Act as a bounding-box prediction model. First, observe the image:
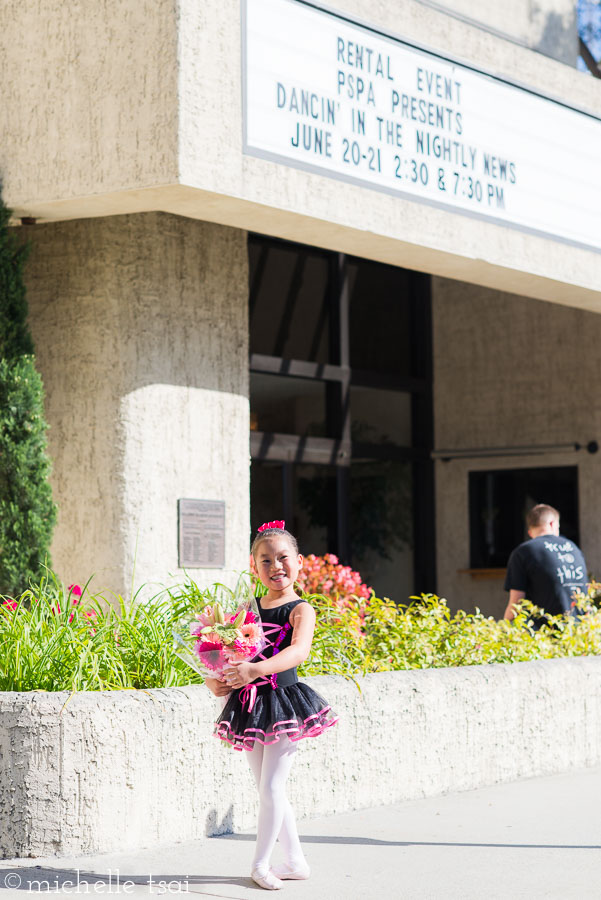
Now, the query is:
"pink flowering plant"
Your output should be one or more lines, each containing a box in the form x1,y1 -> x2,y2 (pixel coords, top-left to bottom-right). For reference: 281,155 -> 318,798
172,582 -> 267,681
1,580 -> 92,624
0,573 -> 111,691
296,554 -> 372,619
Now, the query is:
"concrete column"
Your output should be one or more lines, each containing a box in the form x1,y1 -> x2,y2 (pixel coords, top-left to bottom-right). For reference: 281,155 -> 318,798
23,212 -> 249,595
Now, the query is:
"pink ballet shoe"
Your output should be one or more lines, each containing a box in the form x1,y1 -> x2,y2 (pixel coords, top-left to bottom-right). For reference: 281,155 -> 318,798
271,862 -> 311,880
251,869 -> 284,890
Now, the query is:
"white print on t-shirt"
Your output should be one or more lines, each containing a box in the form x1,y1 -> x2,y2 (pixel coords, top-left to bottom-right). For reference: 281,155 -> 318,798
544,540 -> 574,553
556,565 -> 584,584
557,552 -> 575,563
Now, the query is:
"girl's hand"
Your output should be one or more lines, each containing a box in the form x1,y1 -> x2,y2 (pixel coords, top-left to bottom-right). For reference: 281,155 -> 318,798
223,661 -> 258,689
204,677 -> 232,697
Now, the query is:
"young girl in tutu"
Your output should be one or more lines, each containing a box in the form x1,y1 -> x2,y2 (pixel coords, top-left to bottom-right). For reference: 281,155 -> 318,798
205,521 -> 338,890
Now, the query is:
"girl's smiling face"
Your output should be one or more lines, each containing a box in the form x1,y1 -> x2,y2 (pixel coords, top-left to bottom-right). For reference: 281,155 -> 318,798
254,535 -> 303,594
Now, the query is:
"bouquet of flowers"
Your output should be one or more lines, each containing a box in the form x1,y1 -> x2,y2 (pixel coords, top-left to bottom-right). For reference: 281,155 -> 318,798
173,590 -> 266,682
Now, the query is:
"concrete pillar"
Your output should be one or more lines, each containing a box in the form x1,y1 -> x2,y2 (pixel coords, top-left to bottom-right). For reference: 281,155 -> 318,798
23,213 -> 249,595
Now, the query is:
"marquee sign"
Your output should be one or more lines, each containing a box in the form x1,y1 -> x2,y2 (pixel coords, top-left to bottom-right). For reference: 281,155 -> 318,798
243,0 -> 601,252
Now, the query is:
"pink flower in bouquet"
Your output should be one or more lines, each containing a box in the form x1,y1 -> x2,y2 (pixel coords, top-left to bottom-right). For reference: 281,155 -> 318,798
194,641 -> 228,672
200,630 -> 222,645
227,641 -> 251,660
193,608 -> 215,629
197,640 -> 222,652
2,598 -> 18,612
240,622 -> 261,644
174,595 -> 266,681
68,584 -> 82,597
190,610 -> 219,637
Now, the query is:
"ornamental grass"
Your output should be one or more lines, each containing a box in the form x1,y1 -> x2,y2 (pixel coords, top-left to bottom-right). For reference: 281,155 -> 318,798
0,573 -> 203,692
1,573 -> 600,692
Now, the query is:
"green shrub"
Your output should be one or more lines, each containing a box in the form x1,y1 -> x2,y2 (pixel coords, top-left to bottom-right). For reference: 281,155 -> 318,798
0,198 -> 56,594
298,591 -> 366,678
0,357 -> 56,594
1,576 -> 600,692
349,593 -> 601,673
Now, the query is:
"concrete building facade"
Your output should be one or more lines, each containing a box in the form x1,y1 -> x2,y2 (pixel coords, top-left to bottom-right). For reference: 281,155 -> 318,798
1,0 -> 600,615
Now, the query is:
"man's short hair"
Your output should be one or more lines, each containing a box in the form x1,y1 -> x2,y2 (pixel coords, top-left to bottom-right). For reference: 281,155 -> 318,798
526,503 -> 560,530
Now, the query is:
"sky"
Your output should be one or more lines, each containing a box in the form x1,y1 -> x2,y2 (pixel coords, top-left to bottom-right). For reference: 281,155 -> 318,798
578,0 -> 601,72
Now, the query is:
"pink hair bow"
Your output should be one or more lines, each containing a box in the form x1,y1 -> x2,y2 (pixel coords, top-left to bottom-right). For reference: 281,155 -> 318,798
258,520 -> 285,532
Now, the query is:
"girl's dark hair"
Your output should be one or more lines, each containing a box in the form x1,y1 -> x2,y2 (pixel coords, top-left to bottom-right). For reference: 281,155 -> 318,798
251,527 -> 299,558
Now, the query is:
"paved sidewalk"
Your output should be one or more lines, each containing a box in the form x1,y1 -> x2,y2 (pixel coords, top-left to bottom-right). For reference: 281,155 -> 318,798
1,767 -> 600,899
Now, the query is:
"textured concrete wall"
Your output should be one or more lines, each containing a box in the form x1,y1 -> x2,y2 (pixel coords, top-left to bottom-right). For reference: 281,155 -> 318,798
2,659 -> 601,857
1,1 -> 600,309
0,0 -> 178,206
432,276 -> 601,616
24,213 -> 249,594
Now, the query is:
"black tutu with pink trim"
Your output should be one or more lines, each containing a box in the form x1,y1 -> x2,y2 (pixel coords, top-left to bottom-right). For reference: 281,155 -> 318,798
215,680 -> 338,751
213,595 -> 338,751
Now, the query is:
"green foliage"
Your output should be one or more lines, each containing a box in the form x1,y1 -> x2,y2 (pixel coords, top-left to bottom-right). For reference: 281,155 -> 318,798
305,592 -> 601,675
0,203 -> 33,360
0,196 -> 56,594
0,574 -> 203,691
0,357 -> 56,594
572,579 -> 601,610
298,591 -> 366,679
1,576 -> 600,692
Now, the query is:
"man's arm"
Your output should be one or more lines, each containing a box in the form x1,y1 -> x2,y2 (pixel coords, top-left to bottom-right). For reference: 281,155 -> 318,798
504,589 -> 525,621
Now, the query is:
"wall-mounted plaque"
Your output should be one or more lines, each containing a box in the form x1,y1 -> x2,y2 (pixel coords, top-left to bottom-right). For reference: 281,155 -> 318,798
178,499 -> 225,568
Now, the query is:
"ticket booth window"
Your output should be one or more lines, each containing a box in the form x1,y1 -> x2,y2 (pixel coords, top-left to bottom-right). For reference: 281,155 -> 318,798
469,466 -> 579,569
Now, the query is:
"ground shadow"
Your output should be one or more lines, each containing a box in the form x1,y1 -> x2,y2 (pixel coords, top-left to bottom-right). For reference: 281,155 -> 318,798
0,867 -> 255,891
214,834 -> 601,850
205,803 -> 235,836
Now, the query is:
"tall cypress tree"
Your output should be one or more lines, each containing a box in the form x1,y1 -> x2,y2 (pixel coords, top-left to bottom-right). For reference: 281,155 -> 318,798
0,196 -> 56,595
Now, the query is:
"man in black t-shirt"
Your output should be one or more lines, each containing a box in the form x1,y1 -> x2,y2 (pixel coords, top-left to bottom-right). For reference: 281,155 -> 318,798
504,503 -> 588,621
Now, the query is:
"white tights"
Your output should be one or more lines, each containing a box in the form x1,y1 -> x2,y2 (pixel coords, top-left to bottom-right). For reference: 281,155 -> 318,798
247,738 -> 307,875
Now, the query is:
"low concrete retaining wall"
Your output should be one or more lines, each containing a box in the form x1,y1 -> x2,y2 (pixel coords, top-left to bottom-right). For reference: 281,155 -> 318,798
2,657 -> 601,857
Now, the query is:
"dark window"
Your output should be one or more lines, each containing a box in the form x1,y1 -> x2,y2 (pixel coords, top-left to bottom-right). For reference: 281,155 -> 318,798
249,234 -> 435,601
350,386 -> 412,446
469,466 -> 579,568
250,373 -> 327,438
249,240 -> 330,363
348,259 -> 412,377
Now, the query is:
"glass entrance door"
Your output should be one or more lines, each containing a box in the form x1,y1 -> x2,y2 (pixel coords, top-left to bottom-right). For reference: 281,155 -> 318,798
249,234 -> 435,602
